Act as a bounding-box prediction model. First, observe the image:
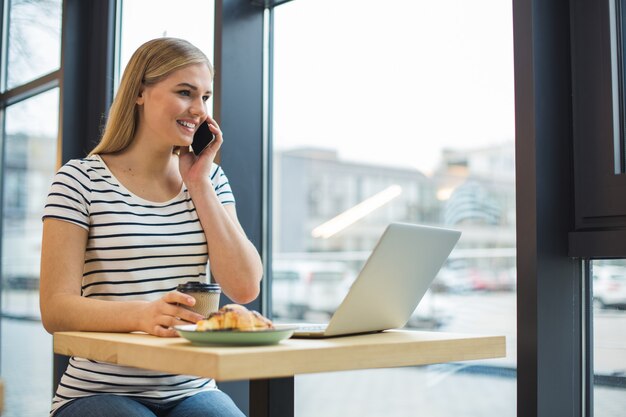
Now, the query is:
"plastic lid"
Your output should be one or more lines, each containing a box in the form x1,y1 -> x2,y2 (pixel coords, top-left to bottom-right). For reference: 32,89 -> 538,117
176,281 -> 221,292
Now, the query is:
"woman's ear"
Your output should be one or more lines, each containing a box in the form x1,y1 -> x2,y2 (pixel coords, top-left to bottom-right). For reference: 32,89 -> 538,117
136,87 -> 145,105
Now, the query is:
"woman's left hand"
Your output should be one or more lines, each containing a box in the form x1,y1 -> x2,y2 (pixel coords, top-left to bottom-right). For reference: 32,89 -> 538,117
178,114 -> 224,185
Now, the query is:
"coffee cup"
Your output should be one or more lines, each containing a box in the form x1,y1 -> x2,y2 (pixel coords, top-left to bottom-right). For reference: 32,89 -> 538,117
177,281 -> 221,318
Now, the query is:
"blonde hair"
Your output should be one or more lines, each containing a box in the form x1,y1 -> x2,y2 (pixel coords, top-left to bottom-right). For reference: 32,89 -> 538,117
90,37 -> 213,155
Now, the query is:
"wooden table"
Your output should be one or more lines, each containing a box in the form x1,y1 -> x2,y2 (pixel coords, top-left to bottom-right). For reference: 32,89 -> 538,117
54,330 -> 505,416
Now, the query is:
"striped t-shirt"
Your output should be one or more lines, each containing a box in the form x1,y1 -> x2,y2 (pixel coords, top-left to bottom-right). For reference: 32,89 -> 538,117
42,154 -> 235,415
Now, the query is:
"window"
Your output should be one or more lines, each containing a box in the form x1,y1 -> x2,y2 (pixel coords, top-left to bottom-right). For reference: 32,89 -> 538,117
5,0 -> 62,90
270,0 -> 516,414
611,0 -> 626,173
0,91 -> 60,417
591,259 -> 626,416
571,0 -> 626,238
2,89 -> 59,319
0,1 -> 62,415
118,0 -> 215,105
568,1 -> 626,414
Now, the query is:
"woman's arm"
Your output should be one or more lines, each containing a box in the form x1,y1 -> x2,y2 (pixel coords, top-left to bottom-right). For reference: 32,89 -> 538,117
186,182 -> 263,303
179,117 -> 263,304
39,219 -> 204,336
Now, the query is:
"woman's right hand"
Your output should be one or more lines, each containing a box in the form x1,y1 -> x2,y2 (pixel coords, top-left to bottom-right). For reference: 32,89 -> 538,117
138,291 -> 205,337
178,114 -> 223,189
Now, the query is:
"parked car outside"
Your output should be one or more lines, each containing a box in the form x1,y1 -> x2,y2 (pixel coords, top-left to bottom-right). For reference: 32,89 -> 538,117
406,289 -> 452,329
432,265 -> 516,293
431,267 -> 475,293
271,260 -> 352,319
593,265 -> 626,310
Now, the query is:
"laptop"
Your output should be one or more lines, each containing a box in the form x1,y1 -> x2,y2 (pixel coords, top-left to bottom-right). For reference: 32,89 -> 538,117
290,222 -> 461,338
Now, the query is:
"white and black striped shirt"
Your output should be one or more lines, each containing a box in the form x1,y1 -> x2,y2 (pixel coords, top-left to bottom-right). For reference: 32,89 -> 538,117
43,155 -> 235,415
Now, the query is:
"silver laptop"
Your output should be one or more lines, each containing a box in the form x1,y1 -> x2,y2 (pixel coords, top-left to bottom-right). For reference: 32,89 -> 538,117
290,223 -> 461,338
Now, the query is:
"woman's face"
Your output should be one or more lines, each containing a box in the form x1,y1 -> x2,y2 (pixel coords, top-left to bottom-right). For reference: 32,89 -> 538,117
135,63 -> 213,150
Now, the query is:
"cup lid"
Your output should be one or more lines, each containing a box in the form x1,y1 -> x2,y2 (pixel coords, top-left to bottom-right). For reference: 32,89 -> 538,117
176,281 -> 221,292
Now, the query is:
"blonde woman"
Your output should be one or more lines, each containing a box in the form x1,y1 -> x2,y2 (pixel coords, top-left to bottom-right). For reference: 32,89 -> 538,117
40,37 -> 261,417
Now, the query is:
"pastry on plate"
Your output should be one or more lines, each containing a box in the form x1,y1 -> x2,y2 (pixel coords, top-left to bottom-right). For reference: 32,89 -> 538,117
196,304 -> 274,331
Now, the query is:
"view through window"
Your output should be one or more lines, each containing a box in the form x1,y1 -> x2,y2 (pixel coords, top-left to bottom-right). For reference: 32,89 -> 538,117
5,0 -> 61,90
0,0 -> 62,416
1,88 -> 60,417
592,259 -> 626,416
118,0 -> 214,91
271,0 -> 517,415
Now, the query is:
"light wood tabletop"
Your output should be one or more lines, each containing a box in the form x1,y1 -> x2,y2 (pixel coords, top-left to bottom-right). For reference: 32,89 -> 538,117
54,329 -> 506,381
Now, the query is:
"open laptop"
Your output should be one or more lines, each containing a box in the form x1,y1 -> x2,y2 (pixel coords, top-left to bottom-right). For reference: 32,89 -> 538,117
290,222 -> 461,338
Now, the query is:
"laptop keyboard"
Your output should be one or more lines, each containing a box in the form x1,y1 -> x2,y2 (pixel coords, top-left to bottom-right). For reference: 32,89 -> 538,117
297,324 -> 328,332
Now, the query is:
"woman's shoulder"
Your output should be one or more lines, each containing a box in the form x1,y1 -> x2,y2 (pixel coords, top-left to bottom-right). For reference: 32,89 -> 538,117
58,155 -> 107,179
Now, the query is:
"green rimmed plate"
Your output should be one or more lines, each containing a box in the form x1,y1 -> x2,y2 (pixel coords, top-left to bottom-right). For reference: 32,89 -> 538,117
175,324 -> 297,346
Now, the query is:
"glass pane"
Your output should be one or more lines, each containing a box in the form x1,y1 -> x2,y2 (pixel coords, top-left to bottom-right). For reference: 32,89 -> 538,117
271,0 -> 516,415
592,260 -> 626,417
0,88 -> 59,416
610,0 -> 626,173
119,0 -> 214,111
6,0 -> 62,90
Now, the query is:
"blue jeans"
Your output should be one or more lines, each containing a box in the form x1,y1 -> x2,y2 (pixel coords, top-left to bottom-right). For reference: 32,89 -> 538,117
54,390 -> 246,417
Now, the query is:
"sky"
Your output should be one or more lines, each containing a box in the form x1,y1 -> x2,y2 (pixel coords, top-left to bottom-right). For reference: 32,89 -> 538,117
7,0 -> 515,175
272,0 -> 515,173
119,0 -> 215,74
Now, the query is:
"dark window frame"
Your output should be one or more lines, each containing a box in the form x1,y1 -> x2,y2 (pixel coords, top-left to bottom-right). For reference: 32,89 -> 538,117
211,0 -> 267,413
517,0 -> 626,416
569,0 -> 626,257
567,0 -> 626,414
513,1 -> 583,415
52,0 -> 117,394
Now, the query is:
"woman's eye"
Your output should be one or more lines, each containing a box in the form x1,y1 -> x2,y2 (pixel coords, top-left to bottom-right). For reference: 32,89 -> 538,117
178,90 -> 191,97
202,96 -> 210,102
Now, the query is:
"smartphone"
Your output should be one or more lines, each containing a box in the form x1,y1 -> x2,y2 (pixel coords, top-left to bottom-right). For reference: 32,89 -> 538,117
192,121 -> 214,155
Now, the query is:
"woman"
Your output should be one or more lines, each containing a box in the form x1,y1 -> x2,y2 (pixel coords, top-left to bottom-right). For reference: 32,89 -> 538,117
40,37 -> 263,416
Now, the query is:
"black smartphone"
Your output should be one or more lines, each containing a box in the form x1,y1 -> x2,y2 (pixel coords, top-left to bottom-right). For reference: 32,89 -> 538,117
192,121 -> 214,155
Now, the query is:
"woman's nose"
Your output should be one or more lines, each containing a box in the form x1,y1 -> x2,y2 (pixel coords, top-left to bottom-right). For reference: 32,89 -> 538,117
189,98 -> 206,117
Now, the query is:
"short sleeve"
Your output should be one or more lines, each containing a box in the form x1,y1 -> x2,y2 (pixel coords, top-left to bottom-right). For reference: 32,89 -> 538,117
42,160 -> 91,230
210,164 -> 235,205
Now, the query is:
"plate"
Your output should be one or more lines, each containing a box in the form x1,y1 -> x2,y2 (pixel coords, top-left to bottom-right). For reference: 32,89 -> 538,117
175,324 -> 298,346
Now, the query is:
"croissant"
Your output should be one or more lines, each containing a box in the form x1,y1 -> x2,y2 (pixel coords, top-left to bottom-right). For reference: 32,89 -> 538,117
196,304 -> 274,331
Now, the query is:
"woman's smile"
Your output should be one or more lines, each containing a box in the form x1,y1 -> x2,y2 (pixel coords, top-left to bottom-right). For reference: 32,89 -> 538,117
177,119 -> 198,134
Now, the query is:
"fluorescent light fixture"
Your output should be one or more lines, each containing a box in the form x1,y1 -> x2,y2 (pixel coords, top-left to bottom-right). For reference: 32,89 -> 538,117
436,187 -> 454,201
312,185 -> 403,239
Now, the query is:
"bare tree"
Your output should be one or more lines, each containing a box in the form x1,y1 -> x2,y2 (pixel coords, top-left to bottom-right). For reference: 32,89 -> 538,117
7,0 -> 62,88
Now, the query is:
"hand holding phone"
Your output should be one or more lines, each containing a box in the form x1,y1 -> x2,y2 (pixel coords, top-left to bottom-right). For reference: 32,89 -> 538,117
192,121 -> 214,155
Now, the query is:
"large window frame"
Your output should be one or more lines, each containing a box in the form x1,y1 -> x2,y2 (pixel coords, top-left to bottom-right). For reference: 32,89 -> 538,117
568,0 -> 626,414
513,1 -> 583,415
